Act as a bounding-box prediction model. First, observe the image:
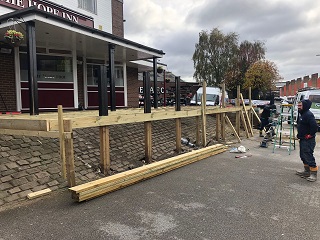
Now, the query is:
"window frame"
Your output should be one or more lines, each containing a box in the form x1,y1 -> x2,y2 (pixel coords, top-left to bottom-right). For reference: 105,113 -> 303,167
78,0 -> 97,14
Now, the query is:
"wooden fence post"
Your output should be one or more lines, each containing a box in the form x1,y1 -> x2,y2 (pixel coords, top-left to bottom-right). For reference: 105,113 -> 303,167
58,105 -> 66,179
64,119 -> 76,187
100,126 -> 110,175
201,81 -> 207,147
144,121 -> 152,163
236,85 -> 241,135
176,118 -> 182,153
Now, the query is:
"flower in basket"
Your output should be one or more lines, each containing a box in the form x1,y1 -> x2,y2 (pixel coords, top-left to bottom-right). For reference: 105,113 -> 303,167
157,66 -> 164,73
4,29 -> 24,42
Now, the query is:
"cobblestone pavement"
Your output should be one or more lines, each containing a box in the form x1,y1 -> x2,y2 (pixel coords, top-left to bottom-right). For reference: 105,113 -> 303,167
0,114 -> 244,209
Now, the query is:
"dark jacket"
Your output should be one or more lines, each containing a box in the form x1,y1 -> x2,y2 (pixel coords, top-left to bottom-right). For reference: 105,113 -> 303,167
297,99 -> 318,139
260,104 -> 276,119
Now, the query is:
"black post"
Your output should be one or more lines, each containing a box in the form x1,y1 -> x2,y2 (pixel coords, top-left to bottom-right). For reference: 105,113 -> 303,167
26,21 -> 39,115
143,72 -> 151,113
98,65 -> 108,116
153,57 -> 158,108
108,43 -> 116,111
175,76 -> 181,111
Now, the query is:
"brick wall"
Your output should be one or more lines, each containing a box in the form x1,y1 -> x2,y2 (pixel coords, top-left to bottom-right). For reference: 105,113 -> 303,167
112,0 -> 124,37
127,67 -> 139,107
0,52 -> 16,112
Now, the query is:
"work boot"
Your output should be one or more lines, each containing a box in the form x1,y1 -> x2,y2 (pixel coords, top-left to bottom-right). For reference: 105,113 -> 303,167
296,164 -> 310,178
306,166 -> 318,182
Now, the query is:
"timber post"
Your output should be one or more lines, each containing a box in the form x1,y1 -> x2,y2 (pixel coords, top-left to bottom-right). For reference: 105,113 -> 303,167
236,85 -> 241,135
144,121 -> 152,163
64,119 -> 76,187
58,105 -> 66,179
201,81 -> 207,147
100,126 -> 110,175
175,76 -> 182,153
221,83 -> 226,141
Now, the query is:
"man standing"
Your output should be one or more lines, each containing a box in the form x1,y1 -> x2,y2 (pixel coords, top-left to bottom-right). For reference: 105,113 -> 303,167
296,99 -> 318,182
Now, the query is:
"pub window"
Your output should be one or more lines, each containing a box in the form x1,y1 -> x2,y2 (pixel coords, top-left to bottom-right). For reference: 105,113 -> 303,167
87,64 -> 124,87
20,54 -> 73,83
78,0 -> 97,14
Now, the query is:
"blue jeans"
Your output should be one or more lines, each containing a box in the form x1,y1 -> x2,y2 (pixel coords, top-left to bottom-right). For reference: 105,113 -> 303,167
299,138 -> 316,167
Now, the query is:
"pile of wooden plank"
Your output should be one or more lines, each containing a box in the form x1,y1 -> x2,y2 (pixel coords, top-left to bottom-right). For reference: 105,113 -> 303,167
69,144 -> 227,202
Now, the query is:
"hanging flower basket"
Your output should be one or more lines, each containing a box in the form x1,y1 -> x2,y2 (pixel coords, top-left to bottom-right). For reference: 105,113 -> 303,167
157,66 -> 164,74
4,29 -> 24,47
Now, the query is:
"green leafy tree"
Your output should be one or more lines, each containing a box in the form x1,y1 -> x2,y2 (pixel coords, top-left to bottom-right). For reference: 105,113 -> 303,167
225,40 -> 266,97
244,60 -> 282,99
192,28 -> 238,86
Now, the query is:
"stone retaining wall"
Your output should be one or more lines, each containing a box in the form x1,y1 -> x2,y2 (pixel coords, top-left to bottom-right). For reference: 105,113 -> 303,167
0,115 -> 239,209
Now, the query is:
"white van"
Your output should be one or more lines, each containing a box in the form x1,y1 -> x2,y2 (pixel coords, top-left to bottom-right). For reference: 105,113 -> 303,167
290,88 -> 320,126
190,87 -> 229,106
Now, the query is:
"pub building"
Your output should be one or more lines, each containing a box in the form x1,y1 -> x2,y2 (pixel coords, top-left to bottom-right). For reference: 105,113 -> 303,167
0,0 -> 166,114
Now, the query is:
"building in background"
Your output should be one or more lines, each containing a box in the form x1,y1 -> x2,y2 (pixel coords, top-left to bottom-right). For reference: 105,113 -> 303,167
0,0 -> 164,113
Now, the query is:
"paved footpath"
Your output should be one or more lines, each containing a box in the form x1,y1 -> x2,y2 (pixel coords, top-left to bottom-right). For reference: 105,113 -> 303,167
0,136 -> 320,240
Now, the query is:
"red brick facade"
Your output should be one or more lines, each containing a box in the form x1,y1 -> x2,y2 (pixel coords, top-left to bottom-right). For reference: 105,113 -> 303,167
112,0 -> 124,38
126,67 -> 139,108
0,51 -> 16,112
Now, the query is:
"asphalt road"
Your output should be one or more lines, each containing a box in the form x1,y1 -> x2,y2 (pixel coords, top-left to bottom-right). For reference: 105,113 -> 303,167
1,136 -> 320,240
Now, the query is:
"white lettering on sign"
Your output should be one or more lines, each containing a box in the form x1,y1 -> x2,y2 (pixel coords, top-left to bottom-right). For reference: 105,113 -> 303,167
139,87 -> 165,94
0,0 -> 79,23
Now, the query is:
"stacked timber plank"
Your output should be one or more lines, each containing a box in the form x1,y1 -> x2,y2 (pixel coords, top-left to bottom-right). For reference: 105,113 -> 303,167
69,144 -> 227,202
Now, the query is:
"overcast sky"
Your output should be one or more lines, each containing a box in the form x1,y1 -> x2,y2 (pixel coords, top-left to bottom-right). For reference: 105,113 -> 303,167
124,0 -> 320,82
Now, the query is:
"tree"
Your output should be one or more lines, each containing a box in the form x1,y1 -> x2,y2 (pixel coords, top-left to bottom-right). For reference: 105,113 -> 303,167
225,40 -> 266,97
192,28 -> 238,86
244,60 -> 282,99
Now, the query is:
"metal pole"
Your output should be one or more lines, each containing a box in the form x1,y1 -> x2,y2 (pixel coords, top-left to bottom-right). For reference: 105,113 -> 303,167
26,21 -> 39,115
163,70 -> 166,107
143,72 -> 151,113
108,43 -> 116,111
98,65 -> 108,116
175,76 -> 181,111
153,57 -> 158,108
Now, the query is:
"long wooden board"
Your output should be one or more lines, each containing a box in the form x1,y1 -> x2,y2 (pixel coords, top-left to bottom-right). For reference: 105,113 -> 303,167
70,144 -> 227,202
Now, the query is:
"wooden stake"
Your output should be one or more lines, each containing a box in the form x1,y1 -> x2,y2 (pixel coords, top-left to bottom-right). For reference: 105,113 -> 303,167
196,116 -> 200,146
236,85 -> 241,135
64,119 -> 76,187
144,121 -> 152,163
240,110 -> 250,138
225,115 -> 241,143
221,83 -> 226,141
176,118 -> 182,153
251,106 -> 261,124
201,81 -> 207,147
216,113 -> 221,141
100,126 -> 110,175
240,94 -> 253,137
249,87 -> 253,126
58,105 -> 66,179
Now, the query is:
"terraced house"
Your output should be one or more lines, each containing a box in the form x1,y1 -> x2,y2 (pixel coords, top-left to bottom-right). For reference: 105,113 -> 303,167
0,0 -> 165,114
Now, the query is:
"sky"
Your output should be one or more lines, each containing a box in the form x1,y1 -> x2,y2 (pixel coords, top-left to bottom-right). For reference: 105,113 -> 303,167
123,0 -> 320,83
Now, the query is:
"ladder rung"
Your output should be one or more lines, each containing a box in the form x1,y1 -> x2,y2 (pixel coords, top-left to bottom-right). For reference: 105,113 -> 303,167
280,113 -> 292,116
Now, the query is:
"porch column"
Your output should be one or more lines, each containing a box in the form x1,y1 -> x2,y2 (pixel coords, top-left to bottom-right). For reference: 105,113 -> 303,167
175,76 -> 181,111
153,57 -> 158,108
26,21 -> 39,115
143,72 -> 151,113
109,43 -> 116,111
98,65 -> 108,116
